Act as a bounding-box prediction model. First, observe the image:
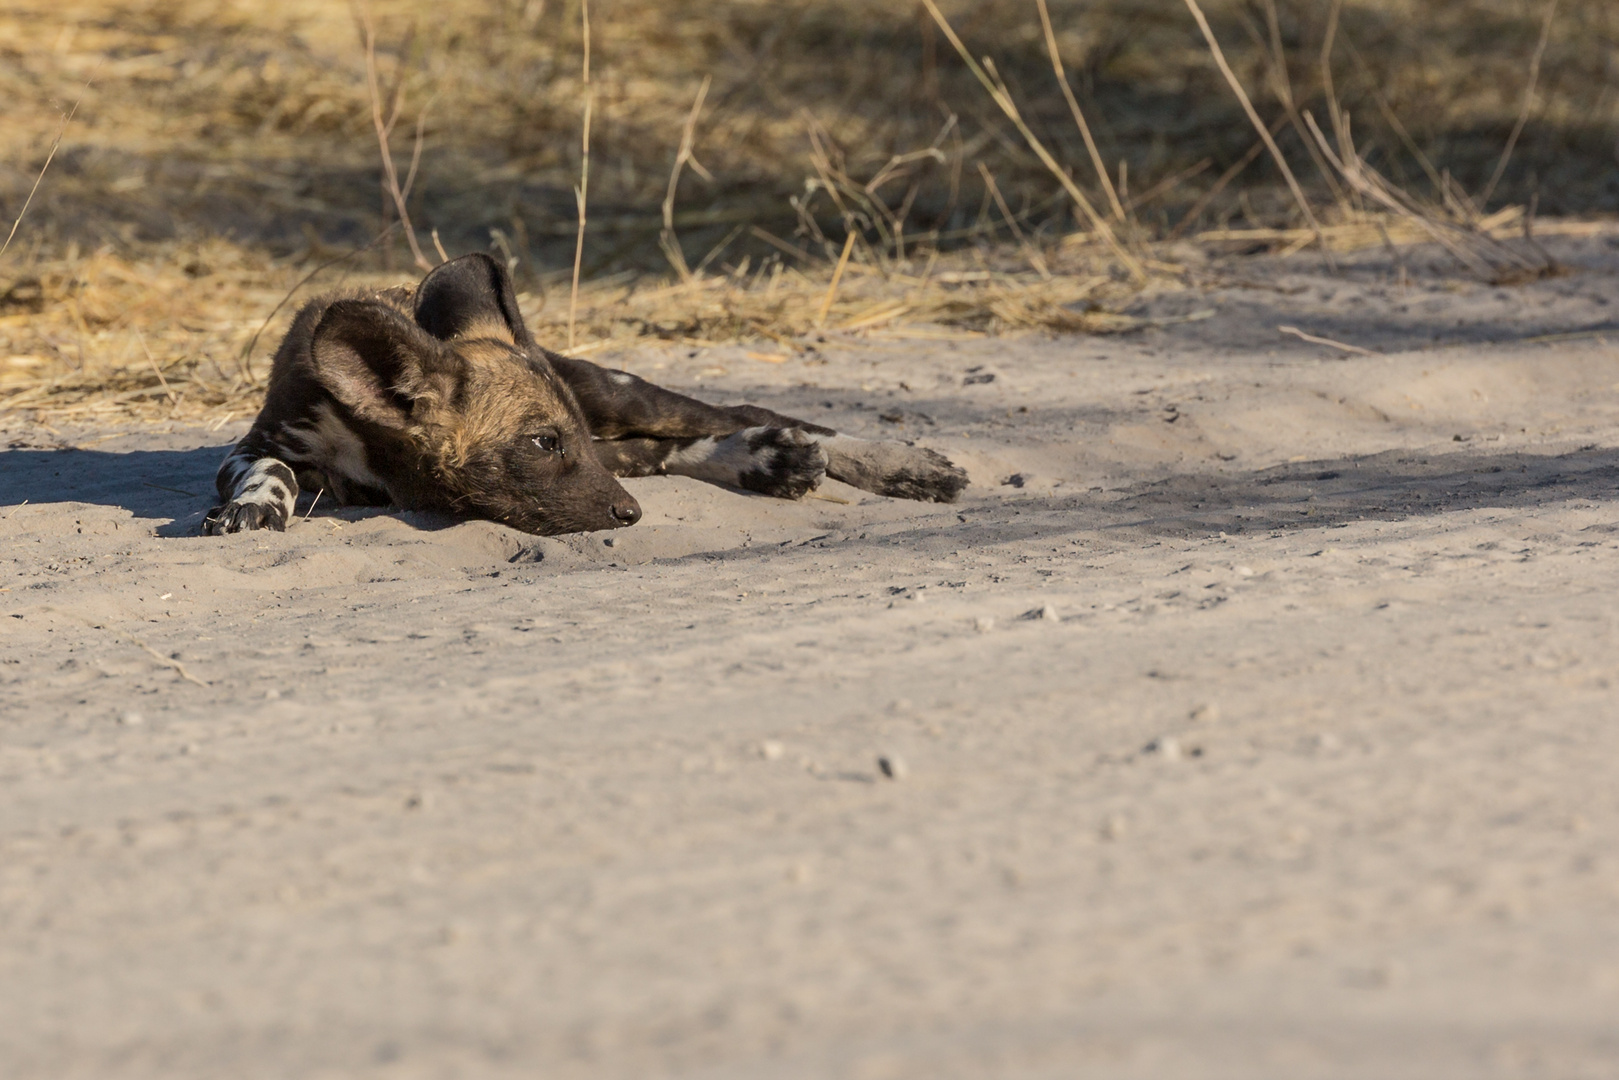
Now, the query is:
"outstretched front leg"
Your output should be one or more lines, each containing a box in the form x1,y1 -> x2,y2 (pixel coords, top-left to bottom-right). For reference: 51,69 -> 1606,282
593,428 -> 826,500
549,355 -> 968,502
548,355 -> 828,498
203,426 -> 300,534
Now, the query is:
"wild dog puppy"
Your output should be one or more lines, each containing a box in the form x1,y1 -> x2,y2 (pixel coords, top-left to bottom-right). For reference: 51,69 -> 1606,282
205,254 -> 968,537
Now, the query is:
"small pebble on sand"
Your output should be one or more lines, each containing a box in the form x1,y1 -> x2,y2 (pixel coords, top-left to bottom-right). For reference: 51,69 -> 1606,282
759,740 -> 785,761
1023,603 -> 1060,622
973,616 -> 996,633
877,755 -> 908,780
118,711 -> 144,726
1144,736 -> 1182,761
1189,703 -> 1220,723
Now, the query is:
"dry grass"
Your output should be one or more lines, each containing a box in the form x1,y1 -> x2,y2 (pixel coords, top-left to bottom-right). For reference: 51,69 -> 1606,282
0,236 -> 1173,429
2,0 -> 1616,428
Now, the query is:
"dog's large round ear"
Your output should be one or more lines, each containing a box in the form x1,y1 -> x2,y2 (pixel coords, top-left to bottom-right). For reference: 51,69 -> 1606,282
310,300 -> 456,429
413,252 -> 533,348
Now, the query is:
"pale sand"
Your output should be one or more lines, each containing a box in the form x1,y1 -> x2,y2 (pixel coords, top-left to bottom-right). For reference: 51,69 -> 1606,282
3,238 -> 1619,1077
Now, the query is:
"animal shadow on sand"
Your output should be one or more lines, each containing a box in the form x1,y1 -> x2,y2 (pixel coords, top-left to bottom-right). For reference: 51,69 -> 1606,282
2,441 -> 1617,547
741,443 -> 1619,561
1097,444 -> 1619,539
0,444 -> 464,538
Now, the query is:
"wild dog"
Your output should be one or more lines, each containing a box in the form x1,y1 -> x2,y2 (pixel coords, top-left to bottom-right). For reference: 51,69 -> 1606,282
205,253 -> 968,537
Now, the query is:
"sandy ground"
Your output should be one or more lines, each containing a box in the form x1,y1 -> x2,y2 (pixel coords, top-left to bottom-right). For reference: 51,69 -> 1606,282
4,237 -> 1619,1078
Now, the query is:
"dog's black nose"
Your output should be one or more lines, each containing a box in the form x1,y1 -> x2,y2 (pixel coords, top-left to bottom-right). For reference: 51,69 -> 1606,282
611,498 -> 641,526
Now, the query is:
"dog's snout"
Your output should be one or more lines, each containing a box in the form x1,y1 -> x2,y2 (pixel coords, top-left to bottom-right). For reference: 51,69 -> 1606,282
611,497 -> 642,527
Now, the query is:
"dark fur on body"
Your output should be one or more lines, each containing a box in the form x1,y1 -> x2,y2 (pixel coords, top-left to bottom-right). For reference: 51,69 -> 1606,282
206,254 -> 967,537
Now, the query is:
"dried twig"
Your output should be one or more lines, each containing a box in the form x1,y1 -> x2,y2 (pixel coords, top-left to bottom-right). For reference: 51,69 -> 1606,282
692,223 -> 747,278
1339,35 -> 1446,201
1303,112 -> 1489,275
138,333 -> 177,405
802,116 -> 889,270
1167,113 -> 1286,240
568,0 -> 593,349
1,68 -> 96,262
817,233 -> 856,327
796,115 -> 949,272
1322,3 -> 1423,210
858,135 -> 949,264
661,75 -> 711,283
1480,0 -> 1559,209
1182,0 -> 1331,265
142,479 -> 201,498
399,96 -> 432,207
133,640 -> 208,687
978,162 -> 1050,279
1124,157 -> 1212,215
1330,15 -> 1535,257
1278,324 -> 1376,355
1318,0 -> 1345,145
1302,111 -> 1543,281
1034,0 -> 1125,223
749,225 -> 817,265
47,604 -> 209,686
918,0 -> 1143,281
1257,0 -> 1348,211
358,11 -> 432,271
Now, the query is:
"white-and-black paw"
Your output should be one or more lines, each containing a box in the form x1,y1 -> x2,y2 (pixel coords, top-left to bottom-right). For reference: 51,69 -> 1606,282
204,458 -> 298,534
203,499 -> 289,534
735,427 -> 828,500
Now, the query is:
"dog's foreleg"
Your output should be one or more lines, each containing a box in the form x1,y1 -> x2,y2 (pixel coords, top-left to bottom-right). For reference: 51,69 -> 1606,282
204,431 -> 301,534
554,355 -> 965,502
814,435 -> 969,503
594,428 -> 827,500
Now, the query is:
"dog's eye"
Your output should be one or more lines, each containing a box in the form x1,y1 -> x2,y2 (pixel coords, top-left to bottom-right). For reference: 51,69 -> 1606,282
531,432 -> 562,454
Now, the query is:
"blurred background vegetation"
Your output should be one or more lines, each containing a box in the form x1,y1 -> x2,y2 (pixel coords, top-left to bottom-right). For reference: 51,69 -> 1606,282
1,0 -> 1615,425
3,0 -> 1615,272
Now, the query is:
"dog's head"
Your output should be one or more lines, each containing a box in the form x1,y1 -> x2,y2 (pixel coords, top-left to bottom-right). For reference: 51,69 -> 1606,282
307,255 -> 639,535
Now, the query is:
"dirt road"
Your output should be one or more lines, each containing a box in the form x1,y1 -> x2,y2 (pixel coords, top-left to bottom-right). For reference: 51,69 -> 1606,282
4,242 -> 1619,1077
